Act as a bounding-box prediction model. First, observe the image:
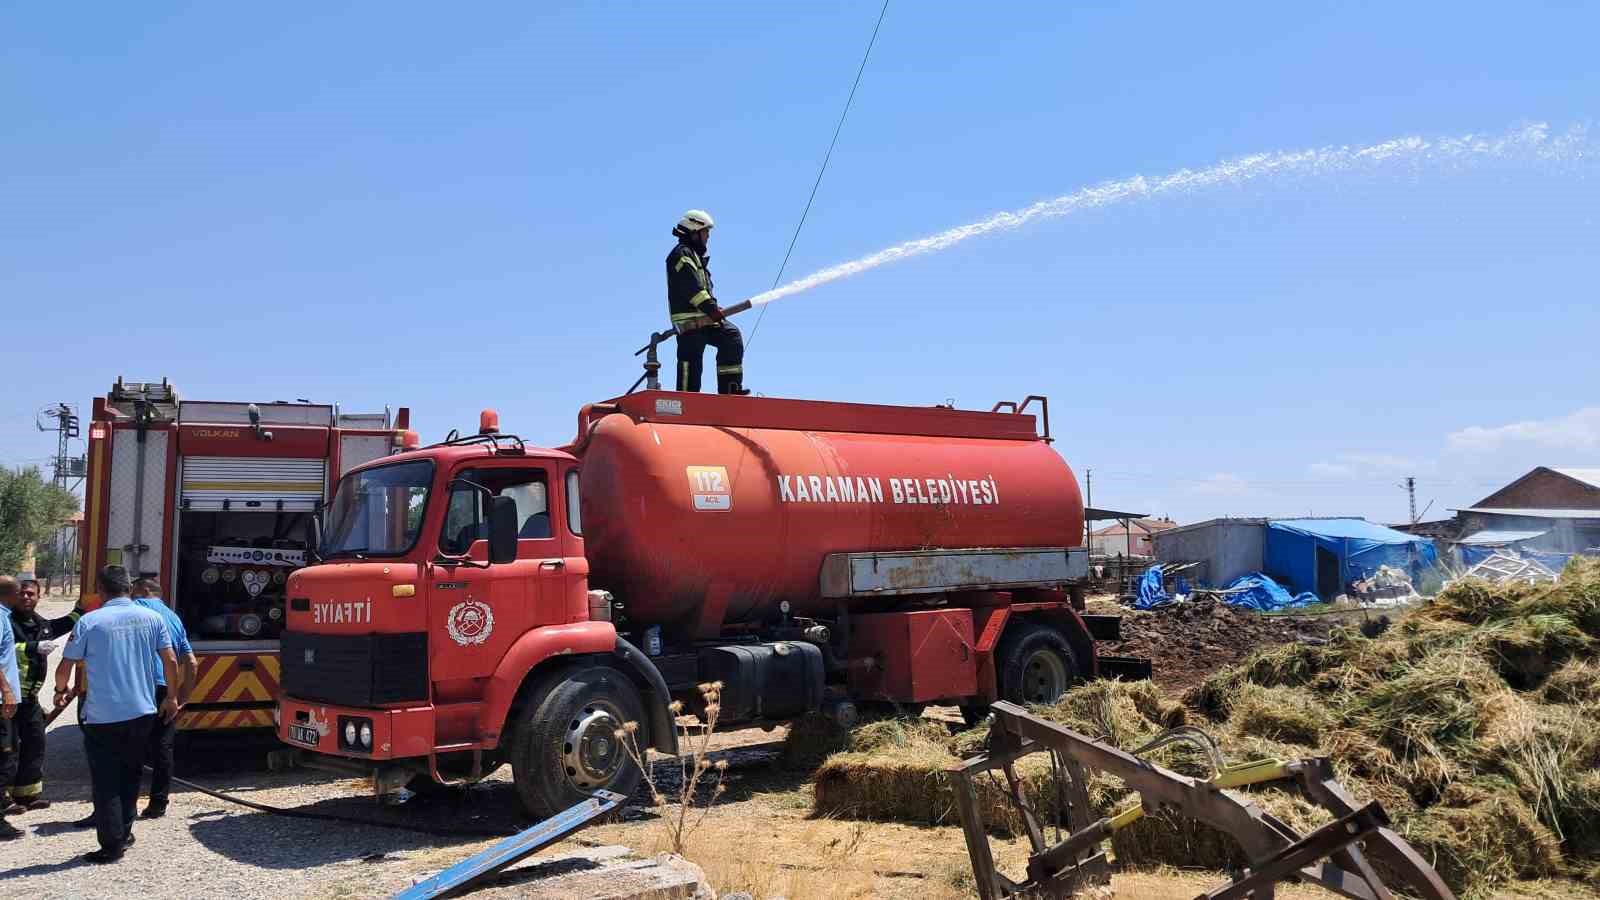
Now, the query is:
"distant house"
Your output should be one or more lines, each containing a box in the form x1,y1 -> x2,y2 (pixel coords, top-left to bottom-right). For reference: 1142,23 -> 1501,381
1452,467 -> 1600,557
1088,517 -> 1176,557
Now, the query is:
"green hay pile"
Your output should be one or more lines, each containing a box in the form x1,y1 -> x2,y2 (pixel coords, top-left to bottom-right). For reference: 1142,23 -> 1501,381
804,557 -> 1600,898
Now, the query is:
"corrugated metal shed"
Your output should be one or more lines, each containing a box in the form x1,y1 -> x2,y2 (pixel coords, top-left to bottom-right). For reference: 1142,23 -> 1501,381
1456,529 -> 1549,545
1455,507 -> 1600,520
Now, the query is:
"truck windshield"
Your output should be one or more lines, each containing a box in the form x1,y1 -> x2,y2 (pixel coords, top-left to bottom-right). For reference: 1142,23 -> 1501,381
321,460 -> 433,558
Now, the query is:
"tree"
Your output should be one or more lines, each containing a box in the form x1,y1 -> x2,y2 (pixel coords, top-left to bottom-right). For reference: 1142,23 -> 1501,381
0,467 -> 79,576
36,539 -> 78,581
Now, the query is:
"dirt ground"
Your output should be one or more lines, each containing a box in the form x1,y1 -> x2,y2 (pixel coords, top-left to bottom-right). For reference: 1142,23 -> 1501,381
1087,593 -> 1371,691
0,716 -> 1336,900
0,592 -> 1362,898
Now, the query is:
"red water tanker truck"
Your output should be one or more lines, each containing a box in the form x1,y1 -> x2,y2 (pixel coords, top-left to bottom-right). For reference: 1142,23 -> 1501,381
276,391 -> 1143,817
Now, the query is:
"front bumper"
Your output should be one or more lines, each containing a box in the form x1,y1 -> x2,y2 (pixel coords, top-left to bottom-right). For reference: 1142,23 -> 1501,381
276,697 -> 435,760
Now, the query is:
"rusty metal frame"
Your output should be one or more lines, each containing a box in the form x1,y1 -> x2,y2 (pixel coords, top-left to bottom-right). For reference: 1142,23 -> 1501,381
948,702 -> 1456,900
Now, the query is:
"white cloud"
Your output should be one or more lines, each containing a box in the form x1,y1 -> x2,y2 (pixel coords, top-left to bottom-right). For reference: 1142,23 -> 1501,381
1308,461 -> 1353,478
1187,473 -> 1249,496
1446,407 -> 1600,453
1307,453 -> 1418,478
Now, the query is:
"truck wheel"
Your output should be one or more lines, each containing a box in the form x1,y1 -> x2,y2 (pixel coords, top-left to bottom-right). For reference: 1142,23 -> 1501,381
511,665 -> 646,820
996,623 -> 1080,706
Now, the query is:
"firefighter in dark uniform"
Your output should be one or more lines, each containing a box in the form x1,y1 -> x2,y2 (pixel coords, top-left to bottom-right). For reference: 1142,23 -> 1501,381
667,209 -> 749,394
4,575 -> 82,813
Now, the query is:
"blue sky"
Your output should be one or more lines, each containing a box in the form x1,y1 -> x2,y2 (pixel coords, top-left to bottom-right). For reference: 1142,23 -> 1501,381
4,2 -> 1597,525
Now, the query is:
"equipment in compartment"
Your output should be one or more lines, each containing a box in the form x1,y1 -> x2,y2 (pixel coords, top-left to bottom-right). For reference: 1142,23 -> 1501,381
177,510 -> 310,640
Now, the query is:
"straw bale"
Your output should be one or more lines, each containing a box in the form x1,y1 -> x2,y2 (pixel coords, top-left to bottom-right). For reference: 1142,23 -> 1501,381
1472,614 -> 1592,687
1225,684 -> 1331,746
1401,793 -> 1563,892
1539,658 -> 1600,705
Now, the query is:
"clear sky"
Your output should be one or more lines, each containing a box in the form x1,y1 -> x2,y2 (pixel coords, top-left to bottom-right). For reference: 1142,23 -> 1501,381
4,2 -> 1597,525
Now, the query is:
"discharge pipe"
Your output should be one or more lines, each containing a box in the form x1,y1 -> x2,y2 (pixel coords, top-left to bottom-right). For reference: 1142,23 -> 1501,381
630,299 -> 756,393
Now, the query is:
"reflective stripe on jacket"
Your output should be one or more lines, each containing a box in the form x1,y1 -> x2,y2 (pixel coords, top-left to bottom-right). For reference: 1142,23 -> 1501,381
667,242 -> 714,323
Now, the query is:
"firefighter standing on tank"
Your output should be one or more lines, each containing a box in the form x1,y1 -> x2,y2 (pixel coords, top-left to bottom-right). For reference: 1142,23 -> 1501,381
667,210 -> 748,394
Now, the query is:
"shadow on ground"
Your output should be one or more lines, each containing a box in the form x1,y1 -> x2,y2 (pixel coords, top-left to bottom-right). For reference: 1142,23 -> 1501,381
184,736 -> 804,869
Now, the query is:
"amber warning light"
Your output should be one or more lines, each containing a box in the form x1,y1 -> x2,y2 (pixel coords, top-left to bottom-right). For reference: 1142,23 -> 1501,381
479,409 -> 500,435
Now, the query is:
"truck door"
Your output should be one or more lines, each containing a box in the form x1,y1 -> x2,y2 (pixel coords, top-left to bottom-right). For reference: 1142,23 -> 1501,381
426,463 -> 564,690
555,463 -> 591,623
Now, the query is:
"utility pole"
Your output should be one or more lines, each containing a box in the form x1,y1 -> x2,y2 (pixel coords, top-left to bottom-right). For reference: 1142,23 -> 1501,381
35,403 -> 84,585
1084,468 -> 1093,548
36,403 -> 84,490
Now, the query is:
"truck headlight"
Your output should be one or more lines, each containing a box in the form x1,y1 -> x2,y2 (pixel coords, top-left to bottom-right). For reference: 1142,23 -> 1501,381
344,721 -> 358,746
359,722 -> 373,749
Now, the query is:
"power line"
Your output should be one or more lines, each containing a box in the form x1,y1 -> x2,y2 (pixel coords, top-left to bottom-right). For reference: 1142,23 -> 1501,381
745,0 -> 890,351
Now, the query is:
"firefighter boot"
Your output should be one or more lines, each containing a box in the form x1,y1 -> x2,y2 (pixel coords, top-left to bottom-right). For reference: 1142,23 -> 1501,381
717,374 -> 750,395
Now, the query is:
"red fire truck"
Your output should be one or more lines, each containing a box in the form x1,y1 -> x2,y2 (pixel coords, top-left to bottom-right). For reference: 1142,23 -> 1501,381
79,378 -> 408,733
277,392 -> 1140,816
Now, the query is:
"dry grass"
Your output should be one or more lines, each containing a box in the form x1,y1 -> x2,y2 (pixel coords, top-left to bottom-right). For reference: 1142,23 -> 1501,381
803,556 -> 1600,898
620,681 -> 729,854
1540,658 -> 1600,704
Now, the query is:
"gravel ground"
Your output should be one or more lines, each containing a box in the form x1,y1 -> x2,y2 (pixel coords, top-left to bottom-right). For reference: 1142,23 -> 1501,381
0,595 -> 777,898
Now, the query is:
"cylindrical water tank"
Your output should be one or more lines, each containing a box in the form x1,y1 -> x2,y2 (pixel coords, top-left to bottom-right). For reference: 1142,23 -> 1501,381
573,395 -> 1083,638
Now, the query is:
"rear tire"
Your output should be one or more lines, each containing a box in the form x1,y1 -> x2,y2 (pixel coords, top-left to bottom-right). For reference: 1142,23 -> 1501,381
995,623 -> 1081,706
510,665 -> 646,820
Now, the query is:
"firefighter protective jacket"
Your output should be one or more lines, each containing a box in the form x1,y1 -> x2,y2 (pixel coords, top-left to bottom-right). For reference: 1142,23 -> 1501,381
10,606 -> 80,699
666,242 -> 715,325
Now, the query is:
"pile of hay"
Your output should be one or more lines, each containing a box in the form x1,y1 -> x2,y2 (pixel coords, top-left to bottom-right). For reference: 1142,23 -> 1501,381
802,557 -> 1600,898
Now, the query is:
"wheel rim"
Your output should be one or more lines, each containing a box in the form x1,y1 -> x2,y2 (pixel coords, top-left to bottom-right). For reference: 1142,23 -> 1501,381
1021,647 -> 1069,703
563,702 -> 626,789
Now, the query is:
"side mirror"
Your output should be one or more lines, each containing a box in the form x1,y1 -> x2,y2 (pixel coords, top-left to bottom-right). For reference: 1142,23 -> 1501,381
307,513 -> 323,563
488,495 -> 518,565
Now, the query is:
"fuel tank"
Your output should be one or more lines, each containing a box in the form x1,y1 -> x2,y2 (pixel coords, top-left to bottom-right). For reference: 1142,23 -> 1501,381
571,392 -> 1083,639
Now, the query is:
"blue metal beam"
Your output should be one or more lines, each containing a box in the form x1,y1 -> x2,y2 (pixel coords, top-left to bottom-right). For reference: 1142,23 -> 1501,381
393,790 -> 625,900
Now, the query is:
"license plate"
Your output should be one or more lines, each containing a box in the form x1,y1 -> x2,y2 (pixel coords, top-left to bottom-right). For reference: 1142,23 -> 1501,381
287,724 -> 320,746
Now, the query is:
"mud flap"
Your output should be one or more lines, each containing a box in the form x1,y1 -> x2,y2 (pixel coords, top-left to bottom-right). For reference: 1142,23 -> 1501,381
612,637 -> 680,755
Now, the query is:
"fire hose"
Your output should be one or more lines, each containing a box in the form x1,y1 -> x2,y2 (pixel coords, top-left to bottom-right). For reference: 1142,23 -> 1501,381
630,300 -> 755,394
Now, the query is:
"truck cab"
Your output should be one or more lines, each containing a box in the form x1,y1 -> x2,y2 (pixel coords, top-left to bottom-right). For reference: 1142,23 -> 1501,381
277,422 -> 676,816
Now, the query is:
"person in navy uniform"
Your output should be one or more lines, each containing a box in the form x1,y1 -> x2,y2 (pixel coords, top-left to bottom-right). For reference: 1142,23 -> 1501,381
129,578 -> 195,819
55,566 -> 179,863
4,574 -> 82,816
667,209 -> 749,394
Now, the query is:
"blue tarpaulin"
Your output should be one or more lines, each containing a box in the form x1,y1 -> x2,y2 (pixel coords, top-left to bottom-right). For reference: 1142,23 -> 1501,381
1263,518 -> 1437,599
1223,572 -> 1320,611
1134,564 -> 1171,610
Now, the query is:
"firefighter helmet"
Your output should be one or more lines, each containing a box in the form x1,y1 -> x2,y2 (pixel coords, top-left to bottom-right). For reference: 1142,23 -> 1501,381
677,209 -> 715,232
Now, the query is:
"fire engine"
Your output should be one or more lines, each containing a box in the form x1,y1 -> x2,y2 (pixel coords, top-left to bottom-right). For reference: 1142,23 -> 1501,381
277,392 -> 1142,816
79,378 -> 407,733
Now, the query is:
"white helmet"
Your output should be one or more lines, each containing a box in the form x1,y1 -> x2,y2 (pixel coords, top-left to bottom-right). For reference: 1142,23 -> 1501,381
677,209 -> 715,232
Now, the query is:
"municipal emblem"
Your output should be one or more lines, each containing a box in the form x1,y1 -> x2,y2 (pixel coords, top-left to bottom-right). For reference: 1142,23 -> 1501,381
446,599 -> 494,646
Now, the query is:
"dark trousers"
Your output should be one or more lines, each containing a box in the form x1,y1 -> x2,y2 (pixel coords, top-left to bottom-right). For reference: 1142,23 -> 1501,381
83,715 -> 154,853
144,686 -> 175,807
0,713 -> 17,800
9,697 -> 46,801
676,321 -> 744,393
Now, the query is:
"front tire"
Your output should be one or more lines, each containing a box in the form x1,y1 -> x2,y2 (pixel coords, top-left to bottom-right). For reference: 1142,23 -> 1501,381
510,665 -> 646,820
